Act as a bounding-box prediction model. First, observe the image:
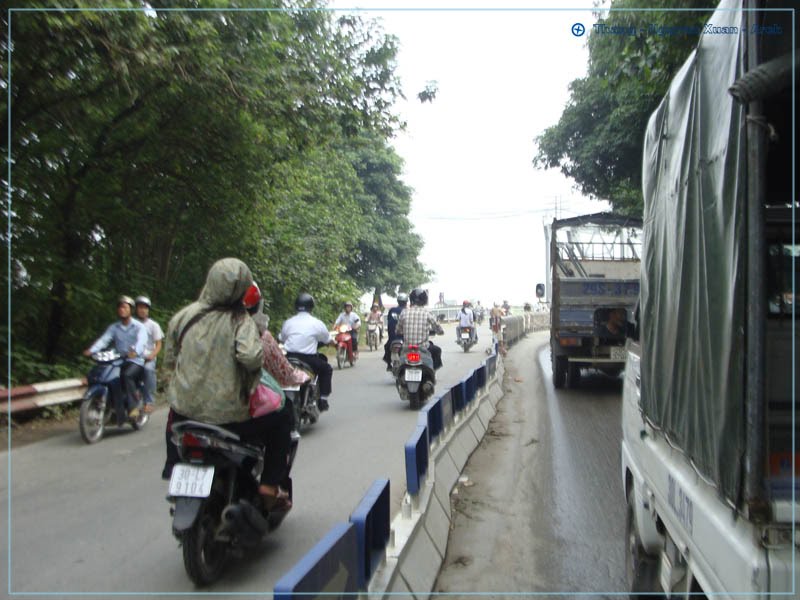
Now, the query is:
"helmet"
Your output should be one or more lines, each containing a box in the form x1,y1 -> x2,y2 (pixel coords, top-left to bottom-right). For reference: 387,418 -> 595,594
243,283 -> 261,311
409,288 -> 428,307
463,300 -> 470,307
397,293 -> 409,306
343,301 -> 353,309
295,292 -> 315,313
134,295 -> 151,307
117,295 -> 135,309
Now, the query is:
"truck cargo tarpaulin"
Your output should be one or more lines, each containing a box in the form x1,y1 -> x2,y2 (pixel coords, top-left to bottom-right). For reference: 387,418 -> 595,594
640,0 -> 747,504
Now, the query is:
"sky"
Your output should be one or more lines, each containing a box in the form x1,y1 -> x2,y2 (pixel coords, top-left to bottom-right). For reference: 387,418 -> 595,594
331,0 -> 612,307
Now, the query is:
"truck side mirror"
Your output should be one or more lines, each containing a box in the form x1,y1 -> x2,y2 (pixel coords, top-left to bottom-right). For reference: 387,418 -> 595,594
535,283 -> 545,298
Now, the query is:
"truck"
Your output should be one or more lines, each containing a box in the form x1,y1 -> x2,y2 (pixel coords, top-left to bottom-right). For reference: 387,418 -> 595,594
621,0 -> 797,596
549,212 -> 642,388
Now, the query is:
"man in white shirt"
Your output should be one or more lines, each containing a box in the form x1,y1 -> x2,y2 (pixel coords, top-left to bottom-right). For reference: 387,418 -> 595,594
333,301 -> 361,359
280,293 -> 334,411
135,296 -> 164,413
456,300 -> 477,343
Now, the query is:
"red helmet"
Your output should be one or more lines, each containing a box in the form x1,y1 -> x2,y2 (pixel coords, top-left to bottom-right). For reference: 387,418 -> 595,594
243,283 -> 262,310
463,300 -> 470,306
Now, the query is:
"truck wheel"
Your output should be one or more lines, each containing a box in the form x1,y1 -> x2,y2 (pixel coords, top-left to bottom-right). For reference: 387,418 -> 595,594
553,356 -> 567,389
625,490 -> 662,597
567,362 -> 581,388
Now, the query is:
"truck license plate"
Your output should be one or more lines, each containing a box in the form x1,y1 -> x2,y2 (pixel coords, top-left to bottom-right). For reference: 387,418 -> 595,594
405,369 -> 422,382
168,464 -> 215,498
611,346 -> 627,361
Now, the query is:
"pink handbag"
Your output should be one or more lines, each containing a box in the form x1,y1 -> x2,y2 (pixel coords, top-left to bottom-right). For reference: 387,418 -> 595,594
249,383 -> 283,418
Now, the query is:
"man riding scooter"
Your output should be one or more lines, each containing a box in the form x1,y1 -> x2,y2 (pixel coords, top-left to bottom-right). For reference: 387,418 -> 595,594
455,300 -> 477,344
83,295 -> 148,424
396,288 -> 444,370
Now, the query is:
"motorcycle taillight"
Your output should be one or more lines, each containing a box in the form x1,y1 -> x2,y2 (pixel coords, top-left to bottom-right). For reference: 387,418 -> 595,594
182,432 -> 203,447
407,351 -> 421,363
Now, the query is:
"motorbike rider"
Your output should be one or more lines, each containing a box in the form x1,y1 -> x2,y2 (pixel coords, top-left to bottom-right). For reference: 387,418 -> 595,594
333,301 -> 361,359
366,303 -> 383,342
134,296 -> 163,414
161,259 -> 291,509
83,295 -> 148,424
280,292 -> 334,411
456,300 -> 477,343
396,288 -> 444,369
383,292 -> 408,370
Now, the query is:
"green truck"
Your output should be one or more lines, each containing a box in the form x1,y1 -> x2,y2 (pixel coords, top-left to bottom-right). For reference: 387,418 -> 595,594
549,213 -> 642,388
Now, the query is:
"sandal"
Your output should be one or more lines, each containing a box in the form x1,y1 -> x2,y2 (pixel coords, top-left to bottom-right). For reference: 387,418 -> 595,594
143,404 -> 155,414
259,486 -> 292,512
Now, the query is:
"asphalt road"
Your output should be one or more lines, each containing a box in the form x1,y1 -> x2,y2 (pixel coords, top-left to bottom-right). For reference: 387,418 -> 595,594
1,322 -> 491,598
435,331 -> 628,596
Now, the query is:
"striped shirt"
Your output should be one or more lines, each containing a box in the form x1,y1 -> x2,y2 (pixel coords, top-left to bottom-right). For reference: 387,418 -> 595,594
396,307 -> 443,346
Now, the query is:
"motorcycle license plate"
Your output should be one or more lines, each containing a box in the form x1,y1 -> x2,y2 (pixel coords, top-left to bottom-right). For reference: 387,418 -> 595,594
168,464 -> 214,498
461,333 -> 471,339
405,368 -> 422,382
611,346 -> 627,361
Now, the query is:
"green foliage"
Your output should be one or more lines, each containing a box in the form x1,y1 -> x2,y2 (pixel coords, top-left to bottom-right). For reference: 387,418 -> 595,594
2,0 -> 426,385
533,0 -> 710,215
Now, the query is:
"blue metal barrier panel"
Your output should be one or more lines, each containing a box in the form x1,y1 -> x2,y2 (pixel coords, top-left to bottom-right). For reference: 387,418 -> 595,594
466,372 -> 477,403
487,353 -> 497,378
404,424 -> 429,495
476,364 -> 487,389
419,397 -> 443,444
349,478 -> 391,589
451,380 -> 466,413
274,521 -> 359,598
440,389 -> 454,429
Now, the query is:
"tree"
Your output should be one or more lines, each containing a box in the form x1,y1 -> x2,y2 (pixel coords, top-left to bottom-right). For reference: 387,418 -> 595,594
533,0 -> 710,215
342,131 -> 433,305
2,0 -> 428,384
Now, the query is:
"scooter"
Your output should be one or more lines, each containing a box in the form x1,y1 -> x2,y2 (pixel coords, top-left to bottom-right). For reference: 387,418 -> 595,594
282,357 -> 321,431
456,326 -> 477,353
395,343 -> 437,410
167,420 -> 299,586
79,349 -> 149,444
333,325 -> 356,369
389,338 -> 404,377
366,322 -> 380,351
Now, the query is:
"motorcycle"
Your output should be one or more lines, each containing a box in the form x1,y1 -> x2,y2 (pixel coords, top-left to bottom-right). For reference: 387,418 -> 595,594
456,326 -> 477,353
389,338 -> 404,377
333,325 -> 356,369
167,419 -> 299,586
395,343 -> 437,410
282,357 -> 321,431
79,349 -> 149,444
366,321 -> 380,351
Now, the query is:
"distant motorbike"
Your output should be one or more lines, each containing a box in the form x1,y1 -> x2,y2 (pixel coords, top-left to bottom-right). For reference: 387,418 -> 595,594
456,326 -> 477,353
366,322 -> 380,351
395,343 -> 437,410
79,349 -> 149,444
333,325 -> 356,369
282,357 -> 321,431
167,420 -> 299,586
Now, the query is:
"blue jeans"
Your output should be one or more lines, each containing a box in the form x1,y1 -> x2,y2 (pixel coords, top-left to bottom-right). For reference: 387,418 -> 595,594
142,365 -> 157,405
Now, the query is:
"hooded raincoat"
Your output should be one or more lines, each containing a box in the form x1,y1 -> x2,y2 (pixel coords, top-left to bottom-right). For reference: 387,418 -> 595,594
163,258 -> 264,424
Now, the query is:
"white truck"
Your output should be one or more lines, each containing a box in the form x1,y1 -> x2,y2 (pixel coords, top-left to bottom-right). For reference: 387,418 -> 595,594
621,0 -> 797,596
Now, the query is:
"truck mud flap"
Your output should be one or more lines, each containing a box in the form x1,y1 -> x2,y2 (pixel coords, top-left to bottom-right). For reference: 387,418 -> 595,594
172,497 -> 204,533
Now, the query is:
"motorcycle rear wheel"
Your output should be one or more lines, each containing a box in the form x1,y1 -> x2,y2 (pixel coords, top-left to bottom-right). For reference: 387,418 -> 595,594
409,391 -> 421,410
182,496 -> 229,586
79,393 -> 106,444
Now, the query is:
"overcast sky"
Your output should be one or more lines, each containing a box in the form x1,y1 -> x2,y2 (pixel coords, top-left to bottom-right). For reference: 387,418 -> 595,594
332,0 -> 612,307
